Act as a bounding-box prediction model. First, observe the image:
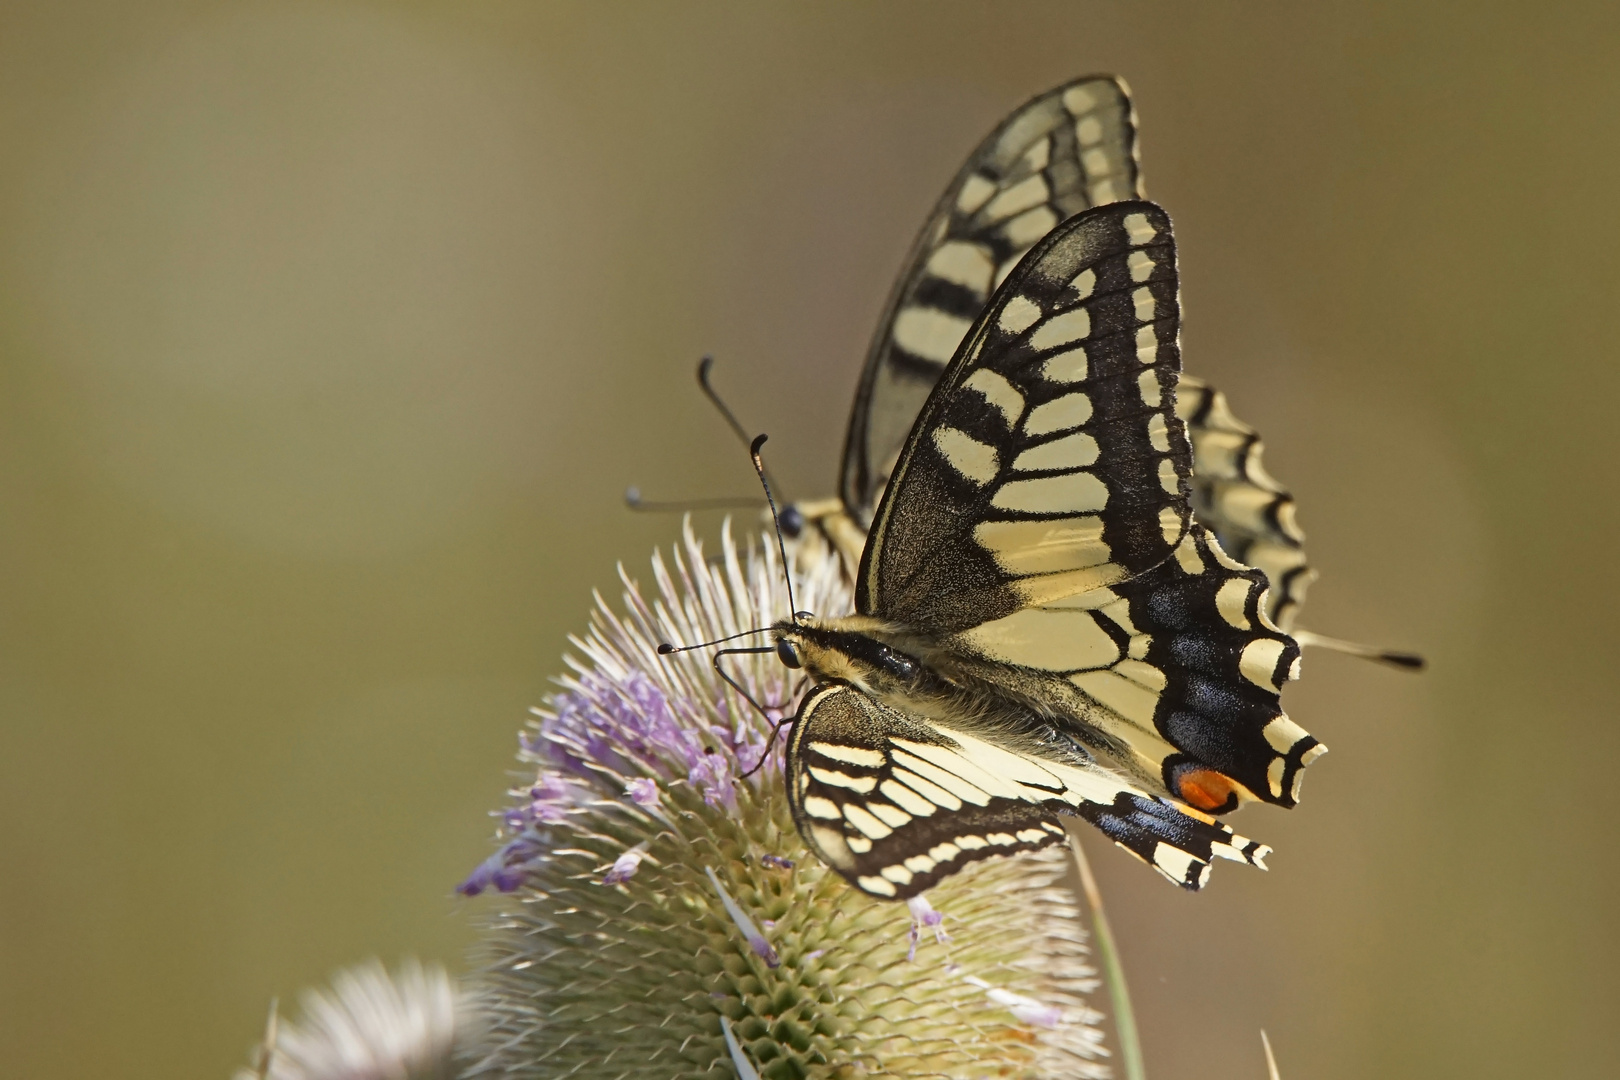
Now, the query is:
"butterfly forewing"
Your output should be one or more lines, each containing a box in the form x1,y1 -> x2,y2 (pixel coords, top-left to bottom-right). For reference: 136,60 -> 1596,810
786,683 -> 1272,898
858,201 -> 1191,634
840,76 -> 1144,523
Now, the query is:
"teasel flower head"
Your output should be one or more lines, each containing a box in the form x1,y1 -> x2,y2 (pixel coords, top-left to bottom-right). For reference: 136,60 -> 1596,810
235,958 -> 474,1080
458,520 -> 1113,1078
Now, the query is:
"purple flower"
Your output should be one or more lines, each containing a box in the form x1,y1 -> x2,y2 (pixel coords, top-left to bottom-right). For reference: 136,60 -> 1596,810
625,778 -> 661,808
601,844 -> 649,885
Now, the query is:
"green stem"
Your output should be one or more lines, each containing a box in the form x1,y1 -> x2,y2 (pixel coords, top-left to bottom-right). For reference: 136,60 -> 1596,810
1069,834 -> 1146,1080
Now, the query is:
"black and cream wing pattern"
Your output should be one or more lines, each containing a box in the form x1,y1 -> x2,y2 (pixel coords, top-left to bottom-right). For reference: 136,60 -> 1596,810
840,76 -> 1144,525
787,202 -> 1321,897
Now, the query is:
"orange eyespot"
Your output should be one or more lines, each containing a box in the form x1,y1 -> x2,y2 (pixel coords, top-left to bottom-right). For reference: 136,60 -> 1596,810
1173,768 -> 1239,813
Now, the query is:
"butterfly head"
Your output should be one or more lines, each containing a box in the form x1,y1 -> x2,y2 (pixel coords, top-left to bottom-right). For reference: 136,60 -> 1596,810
772,616 -> 923,698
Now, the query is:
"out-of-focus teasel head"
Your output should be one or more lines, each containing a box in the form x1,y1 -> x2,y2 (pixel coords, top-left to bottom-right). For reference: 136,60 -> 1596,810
456,521 -> 1113,1079
235,958 -> 473,1080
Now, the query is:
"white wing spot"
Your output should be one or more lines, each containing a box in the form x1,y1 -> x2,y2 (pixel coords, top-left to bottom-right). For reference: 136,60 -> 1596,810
1023,391 -> 1093,436
1147,412 -> 1170,451
1152,842 -> 1199,884
847,835 -> 872,854
1173,527 -> 1203,570
1069,669 -> 1160,726
807,742 -> 886,769
1002,205 -> 1060,248
892,767 -> 963,811
1016,828 -> 1049,844
1115,658 -> 1167,692
1133,287 -> 1157,322
1075,115 -> 1104,146
893,306 -> 971,365
802,795 -> 842,820
1088,178 -> 1119,203
1081,147 -> 1112,175
1241,639 -> 1289,690
926,241 -> 995,294
1262,716 -> 1310,753
867,801 -> 912,828
955,835 -> 989,850
1266,757 -> 1286,799
1070,267 -> 1096,299
880,864 -> 914,886
986,832 -> 1018,846
929,842 -> 961,862
1123,212 -> 1157,245
1135,325 -> 1159,365
982,174 -> 1050,224
880,779 -> 936,816
808,766 -> 877,793
1216,578 -> 1252,629
890,750 -> 992,806
1039,347 -> 1089,385
960,606 -> 1122,672
956,172 -> 997,215
843,803 -> 894,840
1158,457 -> 1181,494
904,854 -> 938,874
992,472 -> 1110,514
1013,431 -> 1100,472
933,427 -> 999,485
963,368 -> 1026,426
858,875 -> 898,897
1030,308 -> 1092,351
1062,85 -> 1098,113
1137,368 -> 1162,406
998,294 -> 1042,334
974,516 -> 1108,575
1128,250 -> 1155,282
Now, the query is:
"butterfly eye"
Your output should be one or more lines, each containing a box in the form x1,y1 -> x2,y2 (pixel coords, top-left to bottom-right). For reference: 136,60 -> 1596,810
779,505 -> 805,538
776,638 -> 803,669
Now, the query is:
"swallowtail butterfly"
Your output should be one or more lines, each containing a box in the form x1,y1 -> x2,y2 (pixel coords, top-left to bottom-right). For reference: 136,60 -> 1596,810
788,75 -> 1316,632
770,200 -> 1318,898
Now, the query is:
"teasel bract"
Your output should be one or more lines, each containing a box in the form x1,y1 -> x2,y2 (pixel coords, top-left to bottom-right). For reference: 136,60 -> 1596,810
455,522 -> 1112,1079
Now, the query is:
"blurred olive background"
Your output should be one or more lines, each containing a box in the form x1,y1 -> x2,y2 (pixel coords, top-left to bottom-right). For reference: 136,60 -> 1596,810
1,2 -> 1615,1077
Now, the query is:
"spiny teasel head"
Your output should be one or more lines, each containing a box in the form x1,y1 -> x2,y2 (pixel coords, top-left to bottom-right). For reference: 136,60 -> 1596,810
457,521 -> 1112,1079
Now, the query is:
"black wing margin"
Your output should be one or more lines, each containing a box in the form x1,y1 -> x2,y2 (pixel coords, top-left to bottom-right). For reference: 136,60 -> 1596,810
858,201 -> 1192,635
840,76 -> 1144,523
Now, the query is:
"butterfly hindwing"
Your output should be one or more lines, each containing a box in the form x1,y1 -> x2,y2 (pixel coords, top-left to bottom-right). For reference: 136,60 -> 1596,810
786,682 -> 1271,898
1178,377 -> 1314,630
841,76 -> 1144,523
858,201 -> 1191,634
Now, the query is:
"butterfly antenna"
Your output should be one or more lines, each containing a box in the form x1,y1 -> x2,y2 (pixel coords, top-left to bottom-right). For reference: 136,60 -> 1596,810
712,644 -> 777,721
749,434 -> 799,623
624,486 -> 765,513
701,357 -> 785,496
656,627 -> 773,655
1293,629 -> 1426,671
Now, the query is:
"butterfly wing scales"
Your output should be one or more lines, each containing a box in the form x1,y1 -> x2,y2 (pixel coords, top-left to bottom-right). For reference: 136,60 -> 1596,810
841,76 -> 1144,523
786,683 -> 1270,898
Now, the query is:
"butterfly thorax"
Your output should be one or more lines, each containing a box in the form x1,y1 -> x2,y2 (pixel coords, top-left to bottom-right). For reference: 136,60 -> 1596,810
774,615 -> 1123,771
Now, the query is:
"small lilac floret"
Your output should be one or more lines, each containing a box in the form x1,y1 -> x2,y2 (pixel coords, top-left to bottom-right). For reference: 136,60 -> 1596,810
457,838 -> 536,896
760,854 -> 794,870
625,778 -> 661,808
689,751 -> 736,810
601,843 -> 649,886
965,975 -> 1063,1029
907,895 -> 949,962
704,867 -> 780,969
